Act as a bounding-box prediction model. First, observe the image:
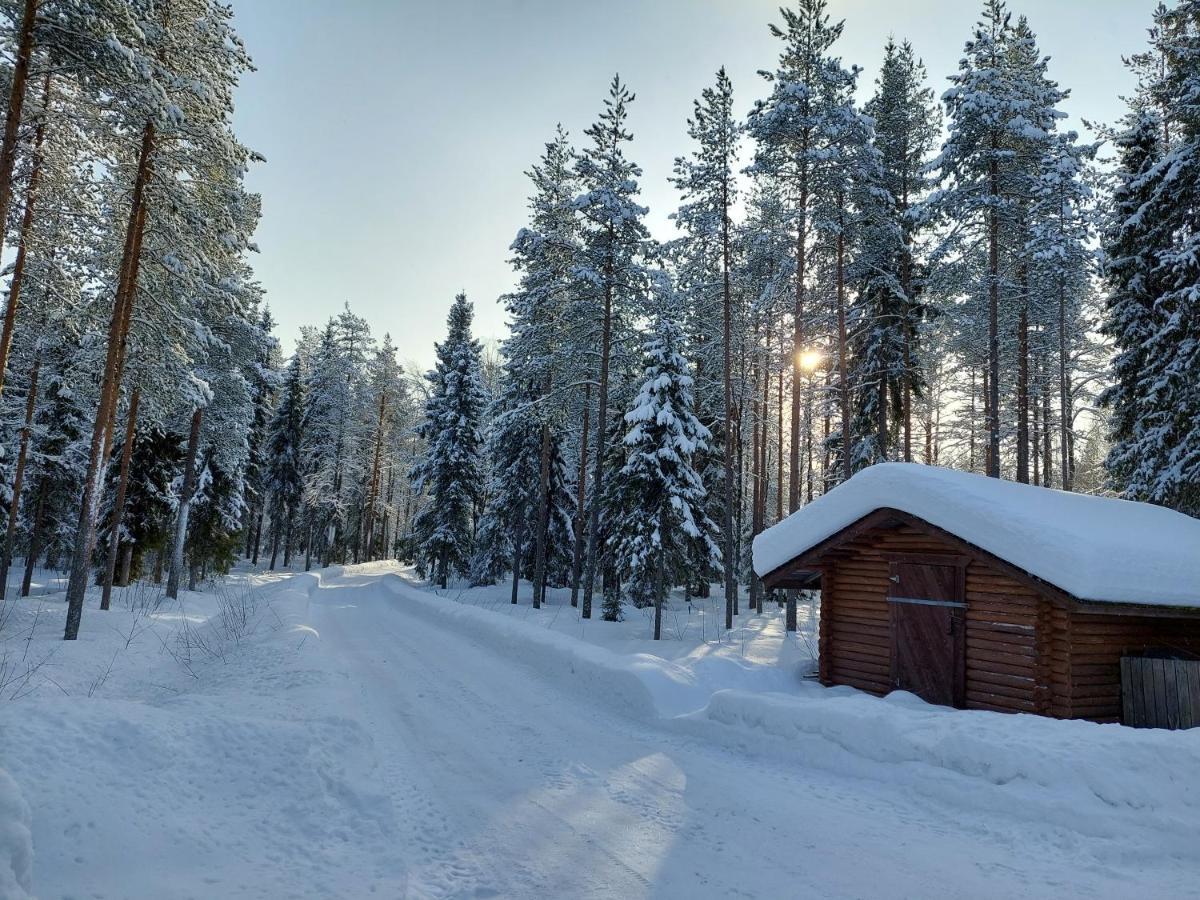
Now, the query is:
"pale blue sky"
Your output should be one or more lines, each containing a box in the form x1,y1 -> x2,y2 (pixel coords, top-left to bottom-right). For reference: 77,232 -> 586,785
229,0 -> 1157,367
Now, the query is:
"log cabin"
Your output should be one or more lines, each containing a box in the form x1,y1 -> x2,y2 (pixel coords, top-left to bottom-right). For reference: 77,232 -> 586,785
752,464 -> 1200,723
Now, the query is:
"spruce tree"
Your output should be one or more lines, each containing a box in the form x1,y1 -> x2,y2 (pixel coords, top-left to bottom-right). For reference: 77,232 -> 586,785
1102,0 -> 1200,514
609,318 -> 721,638
855,38 -> 939,463
411,293 -> 486,587
265,354 -> 306,569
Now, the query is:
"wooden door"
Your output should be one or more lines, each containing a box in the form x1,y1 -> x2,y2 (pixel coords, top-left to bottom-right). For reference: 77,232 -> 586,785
888,562 -> 965,707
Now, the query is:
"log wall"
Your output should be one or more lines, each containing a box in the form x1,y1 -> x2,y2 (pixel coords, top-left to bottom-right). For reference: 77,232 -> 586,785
813,521 -> 1200,722
1061,612 -> 1200,722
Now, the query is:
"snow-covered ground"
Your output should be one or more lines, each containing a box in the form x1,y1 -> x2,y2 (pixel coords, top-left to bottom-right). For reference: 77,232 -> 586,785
2,562 -> 1199,898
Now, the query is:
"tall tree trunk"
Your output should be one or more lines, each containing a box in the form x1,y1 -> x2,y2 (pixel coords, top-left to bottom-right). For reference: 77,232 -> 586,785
119,544 -> 133,588
1058,278 -> 1072,491
653,508 -> 666,641
1016,302 -> 1030,484
986,151 -> 1001,478
269,515 -> 281,571
969,369 -> 977,472
283,511 -> 295,568
63,123 -> 155,640
532,373 -> 553,611
1031,368 -> 1042,486
569,382 -> 591,608
721,166 -> 736,630
776,344 -> 784,522
836,194 -> 851,483
100,387 -> 139,610
166,407 -> 203,600
749,345 -> 762,615
251,507 -> 264,565
982,368 -> 992,475
20,479 -> 45,597
0,361 -> 38,599
877,363 -> 888,464
1041,355 -> 1053,488
362,390 -> 387,561
789,176 -> 809,512
804,370 -> 814,504
582,237 -> 615,621
510,511 -> 525,605
900,161 -> 914,463
0,0 -> 39,397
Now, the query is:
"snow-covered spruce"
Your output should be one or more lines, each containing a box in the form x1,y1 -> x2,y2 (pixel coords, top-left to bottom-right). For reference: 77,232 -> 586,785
606,317 -> 721,636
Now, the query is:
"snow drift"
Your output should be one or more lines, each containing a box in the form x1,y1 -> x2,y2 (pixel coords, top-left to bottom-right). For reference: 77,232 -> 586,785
382,570 -> 1200,847
686,687 -> 1200,850
0,767 -> 33,899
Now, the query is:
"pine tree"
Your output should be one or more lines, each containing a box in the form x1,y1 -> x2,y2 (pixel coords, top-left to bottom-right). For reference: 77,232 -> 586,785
671,67 -> 741,627
411,293 -> 486,587
301,319 -> 357,565
574,76 -> 652,619
854,38 -> 940,464
608,318 -> 721,638
1026,131 -> 1097,490
748,0 -> 856,511
265,354 -> 305,569
928,0 -> 1066,480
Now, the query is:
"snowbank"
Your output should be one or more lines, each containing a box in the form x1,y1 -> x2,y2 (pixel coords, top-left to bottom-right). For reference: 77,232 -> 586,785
384,569 -> 1200,845
0,768 -> 33,899
684,687 -> 1200,847
752,462 -> 1200,607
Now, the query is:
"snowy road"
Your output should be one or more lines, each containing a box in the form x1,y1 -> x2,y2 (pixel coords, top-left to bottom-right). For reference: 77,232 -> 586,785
299,568 -> 1170,899
6,566 -> 1192,898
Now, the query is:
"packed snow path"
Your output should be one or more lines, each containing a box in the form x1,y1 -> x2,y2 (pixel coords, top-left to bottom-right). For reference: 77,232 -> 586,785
7,565 -> 1194,898
301,569 -> 1170,898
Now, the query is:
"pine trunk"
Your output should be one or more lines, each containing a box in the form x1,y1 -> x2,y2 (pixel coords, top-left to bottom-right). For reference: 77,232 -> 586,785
166,407 -> 204,601
789,176 -> 809,513
1058,278 -> 1072,490
20,480 -> 45,597
362,390 -> 387,561
581,237 -> 615,620
776,346 -> 784,521
720,168 -> 736,629
0,361 -> 38,599
900,167 -> 913,463
101,387 -> 140,611
0,0 -> 38,396
508,513 -> 523,607
1041,356 -> 1053,487
986,152 -> 1001,478
836,195 -> 852,484
119,544 -> 133,588
532,373 -> 553,611
251,507 -> 264,565
63,123 -> 155,640
749,344 -> 762,615
569,383 -> 591,608
1016,298 -> 1030,484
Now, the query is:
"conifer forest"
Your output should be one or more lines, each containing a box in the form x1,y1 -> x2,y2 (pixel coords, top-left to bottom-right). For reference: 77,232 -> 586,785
2,1 -> 1200,897
0,0 -> 1177,635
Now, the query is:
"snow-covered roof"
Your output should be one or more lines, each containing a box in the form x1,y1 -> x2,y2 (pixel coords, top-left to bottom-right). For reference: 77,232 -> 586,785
752,463 -> 1200,608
